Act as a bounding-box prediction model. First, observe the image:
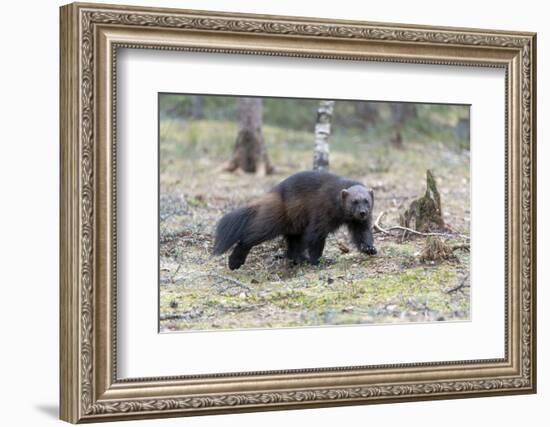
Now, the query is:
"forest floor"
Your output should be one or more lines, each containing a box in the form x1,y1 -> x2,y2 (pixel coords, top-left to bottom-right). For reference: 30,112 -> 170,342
159,117 -> 471,332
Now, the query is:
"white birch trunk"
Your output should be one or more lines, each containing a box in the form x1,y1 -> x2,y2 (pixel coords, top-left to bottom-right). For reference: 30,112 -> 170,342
313,100 -> 335,172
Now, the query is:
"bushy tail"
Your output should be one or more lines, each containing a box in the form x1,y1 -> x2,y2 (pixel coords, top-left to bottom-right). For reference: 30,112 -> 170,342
213,207 -> 256,255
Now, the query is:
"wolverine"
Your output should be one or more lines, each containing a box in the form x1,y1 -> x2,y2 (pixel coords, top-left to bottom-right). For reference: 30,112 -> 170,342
213,170 -> 377,270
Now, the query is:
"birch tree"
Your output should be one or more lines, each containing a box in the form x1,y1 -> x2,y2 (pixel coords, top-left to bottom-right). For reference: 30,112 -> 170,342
224,97 -> 273,175
312,100 -> 335,172
190,95 -> 203,119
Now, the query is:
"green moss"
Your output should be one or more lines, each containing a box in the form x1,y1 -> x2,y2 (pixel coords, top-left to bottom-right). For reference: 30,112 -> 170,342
352,266 -> 462,314
381,242 -> 418,258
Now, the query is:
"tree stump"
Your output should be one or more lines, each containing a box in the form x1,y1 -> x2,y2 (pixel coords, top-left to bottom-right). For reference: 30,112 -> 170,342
419,236 -> 456,262
400,170 -> 446,233
225,128 -> 273,175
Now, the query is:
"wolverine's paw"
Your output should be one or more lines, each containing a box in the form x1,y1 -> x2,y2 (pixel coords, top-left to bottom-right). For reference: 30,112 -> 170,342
366,246 -> 377,255
228,259 -> 243,270
308,257 -> 321,266
228,255 -> 245,270
360,244 -> 377,255
288,254 -> 307,266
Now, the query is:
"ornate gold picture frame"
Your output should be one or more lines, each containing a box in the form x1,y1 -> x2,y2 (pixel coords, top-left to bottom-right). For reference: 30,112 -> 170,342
60,2 -> 536,423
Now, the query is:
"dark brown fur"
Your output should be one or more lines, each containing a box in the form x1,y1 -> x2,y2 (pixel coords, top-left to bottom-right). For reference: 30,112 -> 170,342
213,171 -> 376,270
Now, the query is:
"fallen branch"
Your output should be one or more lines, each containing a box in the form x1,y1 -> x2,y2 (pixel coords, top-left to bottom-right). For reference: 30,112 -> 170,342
160,309 -> 204,321
205,273 -> 252,292
445,275 -> 470,294
374,211 -> 469,240
170,264 -> 181,282
175,272 -> 254,293
159,313 -> 183,321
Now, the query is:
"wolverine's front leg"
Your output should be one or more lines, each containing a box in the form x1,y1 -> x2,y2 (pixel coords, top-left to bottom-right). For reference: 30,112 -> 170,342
305,223 -> 328,265
348,222 -> 377,255
285,234 -> 306,264
307,237 -> 326,265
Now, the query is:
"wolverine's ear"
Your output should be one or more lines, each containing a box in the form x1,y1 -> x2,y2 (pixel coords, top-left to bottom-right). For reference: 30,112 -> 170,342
341,189 -> 349,200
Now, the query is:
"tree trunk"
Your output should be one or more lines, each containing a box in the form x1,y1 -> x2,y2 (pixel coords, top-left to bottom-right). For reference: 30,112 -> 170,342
224,97 -> 273,175
313,100 -> 335,172
190,95 -> 203,119
455,117 -> 469,139
389,103 -> 417,148
355,102 -> 380,129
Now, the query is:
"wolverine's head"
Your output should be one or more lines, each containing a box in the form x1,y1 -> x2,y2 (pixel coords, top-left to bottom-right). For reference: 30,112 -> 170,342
341,185 -> 374,221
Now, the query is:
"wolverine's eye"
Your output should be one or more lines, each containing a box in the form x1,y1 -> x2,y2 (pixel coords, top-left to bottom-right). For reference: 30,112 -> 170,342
363,199 -> 369,205
352,200 -> 359,205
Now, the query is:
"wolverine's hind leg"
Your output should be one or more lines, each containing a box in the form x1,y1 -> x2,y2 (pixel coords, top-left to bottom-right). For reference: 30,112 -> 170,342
228,228 -> 278,270
228,243 -> 251,270
285,234 -> 306,265
227,207 -> 284,270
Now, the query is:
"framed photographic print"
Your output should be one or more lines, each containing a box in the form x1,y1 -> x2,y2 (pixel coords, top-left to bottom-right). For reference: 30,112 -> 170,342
59,2 -> 537,423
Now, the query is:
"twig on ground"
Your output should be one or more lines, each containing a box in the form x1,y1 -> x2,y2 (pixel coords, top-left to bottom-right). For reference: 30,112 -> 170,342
159,314 -> 179,321
445,275 -> 470,294
160,309 -> 204,321
205,273 -> 252,292
220,302 -> 267,314
452,244 -> 470,252
377,195 -> 411,200
160,212 -> 176,222
170,264 -> 181,282
374,211 -> 470,240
